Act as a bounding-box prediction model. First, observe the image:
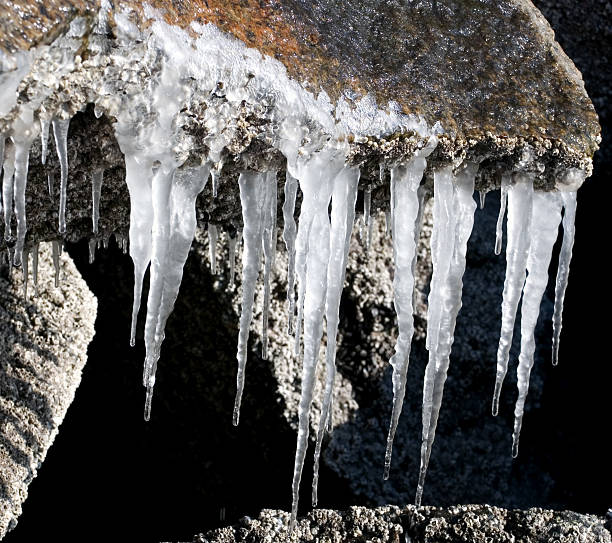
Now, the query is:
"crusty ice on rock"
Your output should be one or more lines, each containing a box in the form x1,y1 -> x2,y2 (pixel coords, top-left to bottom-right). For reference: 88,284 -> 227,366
0,0 -> 597,531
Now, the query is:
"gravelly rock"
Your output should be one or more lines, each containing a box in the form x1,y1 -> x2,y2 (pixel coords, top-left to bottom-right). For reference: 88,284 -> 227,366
197,504 -> 612,543
0,244 -> 97,538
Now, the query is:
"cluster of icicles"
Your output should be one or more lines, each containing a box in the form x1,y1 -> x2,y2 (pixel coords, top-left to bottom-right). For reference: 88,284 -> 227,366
1,116 -> 578,528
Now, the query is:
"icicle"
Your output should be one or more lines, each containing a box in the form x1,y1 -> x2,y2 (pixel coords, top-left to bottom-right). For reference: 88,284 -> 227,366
142,164 -> 177,420
2,143 -> 15,241
92,169 -> 104,234
552,191 -> 577,366
52,118 -> 70,234
144,164 -> 210,420
228,229 -> 240,287
32,243 -> 39,295
12,134 -> 35,267
124,154 -> 155,347
261,171 -> 278,360
208,224 -> 218,274
0,137 -> 5,214
47,172 -> 54,198
379,163 -> 385,182
512,192 -> 563,457
492,174 -> 534,416
94,105 -> 104,119
88,238 -> 96,264
234,171 -> 269,425
364,188 -> 372,252
312,166 -> 359,506
210,162 -> 222,198
416,163 -> 477,506
385,210 -> 391,237
22,249 -> 29,299
412,185 -> 427,309
290,151 -> 344,531
382,158 -> 426,481
479,190 -> 487,209
495,175 -> 510,256
40,119 -> 50,165
282,172 -> 299,334
52,240 -> 61,287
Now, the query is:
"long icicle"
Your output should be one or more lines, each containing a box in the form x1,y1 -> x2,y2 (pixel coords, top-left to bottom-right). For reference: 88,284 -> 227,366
416,163 -> 477,506
312,166 -> 359,506
142,165 -> 176,420
52,118 -> 70,234
32,242 -> 39,295
290,153 -> 339,531
124,155 -> 154,347
40,119 -> 50,165
512,192 -> 563,457
261,171 -> 278,360
282,172 -> 299,334
551,191 -> 577,366
233,171 -> 268,426
383,158 -> 426,480
144,164 -> 210,420
492,174 -> 534,416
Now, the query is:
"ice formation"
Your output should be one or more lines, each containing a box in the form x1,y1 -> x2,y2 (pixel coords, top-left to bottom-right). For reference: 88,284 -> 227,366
0,3 -> 589,529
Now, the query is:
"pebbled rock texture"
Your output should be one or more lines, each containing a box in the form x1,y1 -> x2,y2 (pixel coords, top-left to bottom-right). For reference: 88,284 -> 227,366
0,244 -> 97,538
198,504 -> 612,543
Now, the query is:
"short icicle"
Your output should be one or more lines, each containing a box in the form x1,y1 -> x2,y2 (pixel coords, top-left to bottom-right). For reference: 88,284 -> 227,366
208,224 -> 218,274
512,192 -> 563,457
551,191 -> 577,366
282,172 -> 299,334
40,119 -> 50,165
52,240 -> 61,287
261,171 -> 278,360
92,169 -> 104,234
124,155 -> 154,347
290,151 -> 344,531
2,142 -> 15,241
416,163 -> 477,506
383,158 -> 427,481
492,174 -> 534,416
495,175 -> 510,256
228,229 -> 240,287
312,166 -> 359,506
11,112 -> 37,267
32,243 -> 39,294
22,249 -> 29,299
52,118 -> 70,234
234,171 -> 268,426
364,187 -> 372,252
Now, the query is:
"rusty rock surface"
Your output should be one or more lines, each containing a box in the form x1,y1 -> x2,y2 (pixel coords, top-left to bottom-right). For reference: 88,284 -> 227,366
1,0 -> 601,165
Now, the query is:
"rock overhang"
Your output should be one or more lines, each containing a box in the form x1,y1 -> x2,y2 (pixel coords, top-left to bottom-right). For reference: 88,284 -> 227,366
0,0 -> 601,209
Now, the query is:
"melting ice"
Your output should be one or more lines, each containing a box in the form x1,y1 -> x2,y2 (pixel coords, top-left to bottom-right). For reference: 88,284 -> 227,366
0,3 -> 586,529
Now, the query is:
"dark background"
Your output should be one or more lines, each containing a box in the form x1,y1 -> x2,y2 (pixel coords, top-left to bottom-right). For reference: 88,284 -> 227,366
5,1 -> 612,541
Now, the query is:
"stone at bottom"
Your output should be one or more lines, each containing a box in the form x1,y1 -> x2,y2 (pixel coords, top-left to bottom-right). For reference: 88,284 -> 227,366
197,504 -> 611,543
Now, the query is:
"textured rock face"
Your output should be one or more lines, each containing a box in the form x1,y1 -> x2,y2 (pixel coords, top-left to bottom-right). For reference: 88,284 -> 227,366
0,0 -> 601,262
1,0 -> 600,173
0,244 -> 97,538
199,505 -> 612,543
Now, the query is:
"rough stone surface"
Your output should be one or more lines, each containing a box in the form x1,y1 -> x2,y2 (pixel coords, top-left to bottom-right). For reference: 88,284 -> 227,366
0,244 -> 97,538
1,0 -> 600,170
198,505 -> 612,543
0,0 -> 601,261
